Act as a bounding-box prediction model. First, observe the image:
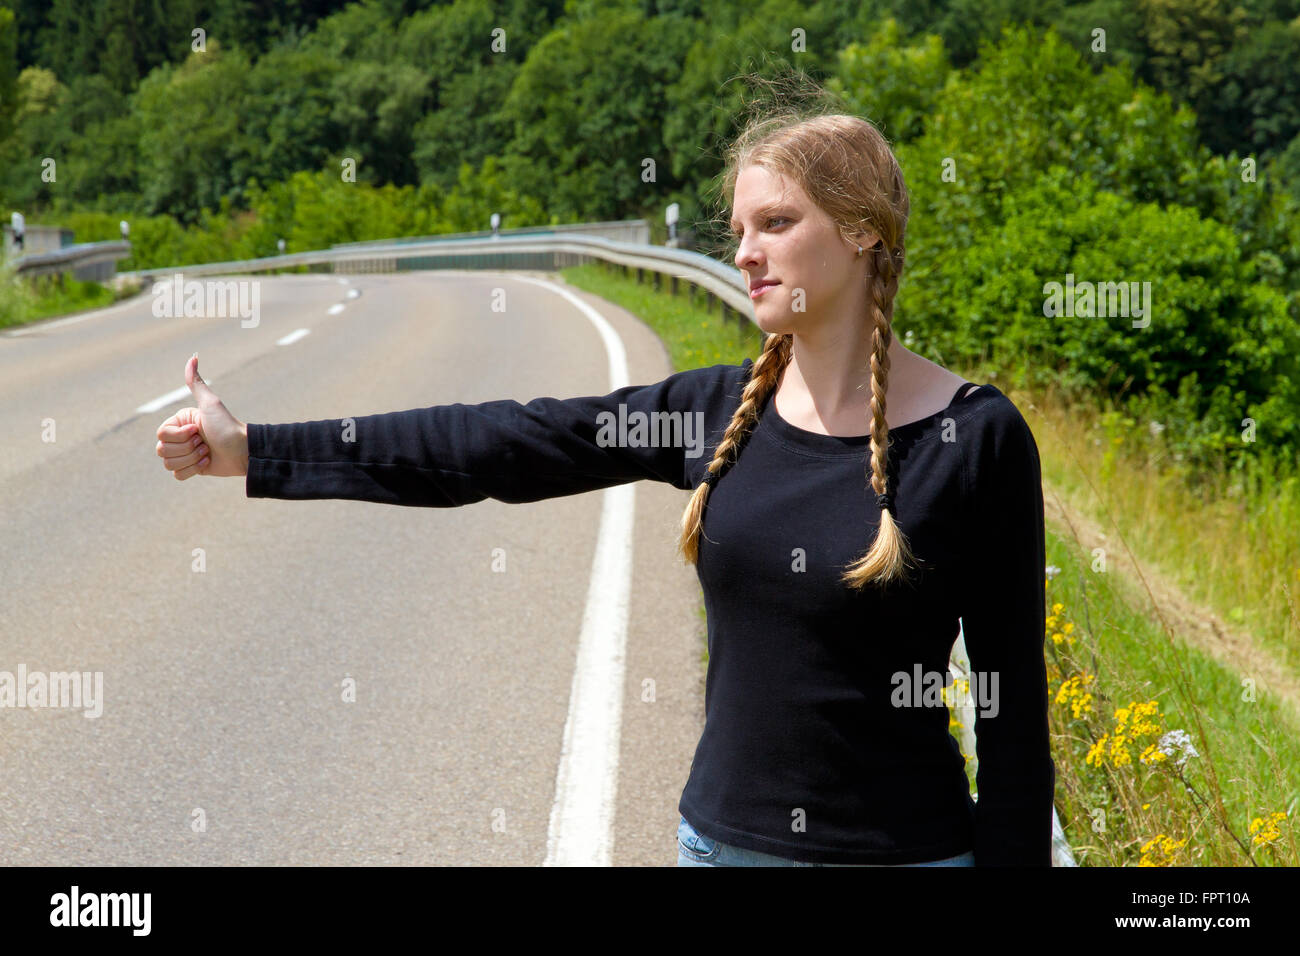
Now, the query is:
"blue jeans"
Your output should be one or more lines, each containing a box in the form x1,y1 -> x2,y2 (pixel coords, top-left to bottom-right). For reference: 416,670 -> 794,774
676,816 -> 976,867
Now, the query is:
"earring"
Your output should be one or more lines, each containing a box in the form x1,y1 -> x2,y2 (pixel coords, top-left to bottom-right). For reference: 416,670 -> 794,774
856,245 -> 864,257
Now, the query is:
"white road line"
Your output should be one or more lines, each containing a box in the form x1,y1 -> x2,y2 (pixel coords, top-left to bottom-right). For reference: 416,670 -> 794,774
136,379 -> 214,414
345,288 -> 360,299
327,304 -> 345,315
276,328 -> 310,346
503,274 -> 633,868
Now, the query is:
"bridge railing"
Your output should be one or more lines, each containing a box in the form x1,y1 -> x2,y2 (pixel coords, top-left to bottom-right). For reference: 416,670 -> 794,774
118,230 -> 756,324
8,240 -> 133,282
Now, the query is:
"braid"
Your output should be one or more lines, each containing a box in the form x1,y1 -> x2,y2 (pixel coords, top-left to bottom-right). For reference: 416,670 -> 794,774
678,331 -> 791,563
841,244 -> 918,589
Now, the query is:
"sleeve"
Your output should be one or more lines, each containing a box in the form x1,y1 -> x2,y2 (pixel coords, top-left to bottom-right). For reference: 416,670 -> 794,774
244,362 -> 742,507
958,399 -> 1056,866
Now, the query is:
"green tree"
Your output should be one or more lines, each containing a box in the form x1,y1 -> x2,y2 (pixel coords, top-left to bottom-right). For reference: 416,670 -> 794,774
233,46 -> 343,191
0,66 -> 64,209
1203,19 -> 1300,157
399,0 -> 528,190
328,60 -> 429,186
134,42 -> 251,221
301,0 -> 400,63
412,61 -> 518,191
899,23 -> 1203,236
1048,0 -> 1151,78
1135,0 -> 1251,121
497,9 -> 696,222
437,154 -> 549,233
897,165 -> 1300,470
66,111 -> 145,212
37,0 -> 203,92
827,17 -> 952,144
43,73 -> 138,212
1277,129 -> 1300,202
0,7 -> 17,146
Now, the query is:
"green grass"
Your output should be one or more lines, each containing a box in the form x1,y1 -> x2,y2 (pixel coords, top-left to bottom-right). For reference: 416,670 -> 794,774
558,261 -> 762,372
558,260 -> 1299,866
1033,394 -> 1300,685
1044,527 -> 1299,865
0,268 -> 134,329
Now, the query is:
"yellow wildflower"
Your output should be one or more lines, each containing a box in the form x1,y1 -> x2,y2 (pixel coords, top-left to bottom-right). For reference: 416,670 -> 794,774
1085,735 -> 1109,767
1139,834 -> 1187,866
1054,673 -> 1094,718
1249,811 -> 1287,848
1139,743 -> 1167,764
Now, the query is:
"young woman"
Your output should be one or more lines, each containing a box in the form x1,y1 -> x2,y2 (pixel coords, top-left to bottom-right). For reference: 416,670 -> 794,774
155,110 -> 1054,869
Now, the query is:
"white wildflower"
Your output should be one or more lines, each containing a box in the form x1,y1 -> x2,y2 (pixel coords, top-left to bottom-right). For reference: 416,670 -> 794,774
1157,729 -> 1199,769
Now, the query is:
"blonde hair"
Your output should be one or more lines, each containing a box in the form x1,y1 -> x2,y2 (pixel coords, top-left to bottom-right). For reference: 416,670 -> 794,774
678,106 -> 918,590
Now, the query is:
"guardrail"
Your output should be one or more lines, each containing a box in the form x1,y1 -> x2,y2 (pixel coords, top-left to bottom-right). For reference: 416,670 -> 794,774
9,241 -> 132,282
329,218 -> 651,248
120,232 -> 756,324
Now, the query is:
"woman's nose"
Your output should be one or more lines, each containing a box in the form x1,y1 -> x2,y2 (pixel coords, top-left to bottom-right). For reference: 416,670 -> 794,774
735,239 -> 762,269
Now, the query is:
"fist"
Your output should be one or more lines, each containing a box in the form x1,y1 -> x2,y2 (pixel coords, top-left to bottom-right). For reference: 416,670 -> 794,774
155,353 -> 248,480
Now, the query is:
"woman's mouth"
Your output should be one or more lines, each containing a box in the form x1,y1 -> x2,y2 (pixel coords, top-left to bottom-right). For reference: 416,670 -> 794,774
750,281 -> 779,299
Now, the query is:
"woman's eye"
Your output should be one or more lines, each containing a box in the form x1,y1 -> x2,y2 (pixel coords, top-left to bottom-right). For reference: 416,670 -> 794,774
733,217 -> 787,238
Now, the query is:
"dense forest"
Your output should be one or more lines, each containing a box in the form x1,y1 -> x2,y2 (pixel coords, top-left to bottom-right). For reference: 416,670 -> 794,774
4,0 -> 1300,224
3,0 -> 1300,471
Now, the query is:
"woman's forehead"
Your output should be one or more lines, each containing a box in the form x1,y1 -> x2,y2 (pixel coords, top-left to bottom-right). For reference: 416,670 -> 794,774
731,168 -> 804,224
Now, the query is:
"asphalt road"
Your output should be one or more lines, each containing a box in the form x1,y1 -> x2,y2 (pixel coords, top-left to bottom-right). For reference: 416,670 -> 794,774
0,270 -> 707,865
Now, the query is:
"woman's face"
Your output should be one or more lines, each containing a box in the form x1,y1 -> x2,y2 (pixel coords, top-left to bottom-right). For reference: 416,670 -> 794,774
730,165 -> 877,336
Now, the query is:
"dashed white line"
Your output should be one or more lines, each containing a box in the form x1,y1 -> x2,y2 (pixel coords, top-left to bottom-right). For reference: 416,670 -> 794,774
327,304 -> 345,315
276,328 -> 310,346
136,379 -> 214,415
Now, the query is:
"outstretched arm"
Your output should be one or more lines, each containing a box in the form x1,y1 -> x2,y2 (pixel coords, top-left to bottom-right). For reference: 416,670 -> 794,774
241,363 -> 743,507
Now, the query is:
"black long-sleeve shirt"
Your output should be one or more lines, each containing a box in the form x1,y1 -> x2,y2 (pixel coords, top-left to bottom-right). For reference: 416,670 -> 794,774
245,357 -> 1055,865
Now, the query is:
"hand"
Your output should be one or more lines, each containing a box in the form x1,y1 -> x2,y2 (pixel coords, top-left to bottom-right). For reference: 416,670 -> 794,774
155,353 -> 249,479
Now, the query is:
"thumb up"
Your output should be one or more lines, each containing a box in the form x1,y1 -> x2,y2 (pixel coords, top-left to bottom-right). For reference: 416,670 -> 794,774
155,353 -> 249,480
